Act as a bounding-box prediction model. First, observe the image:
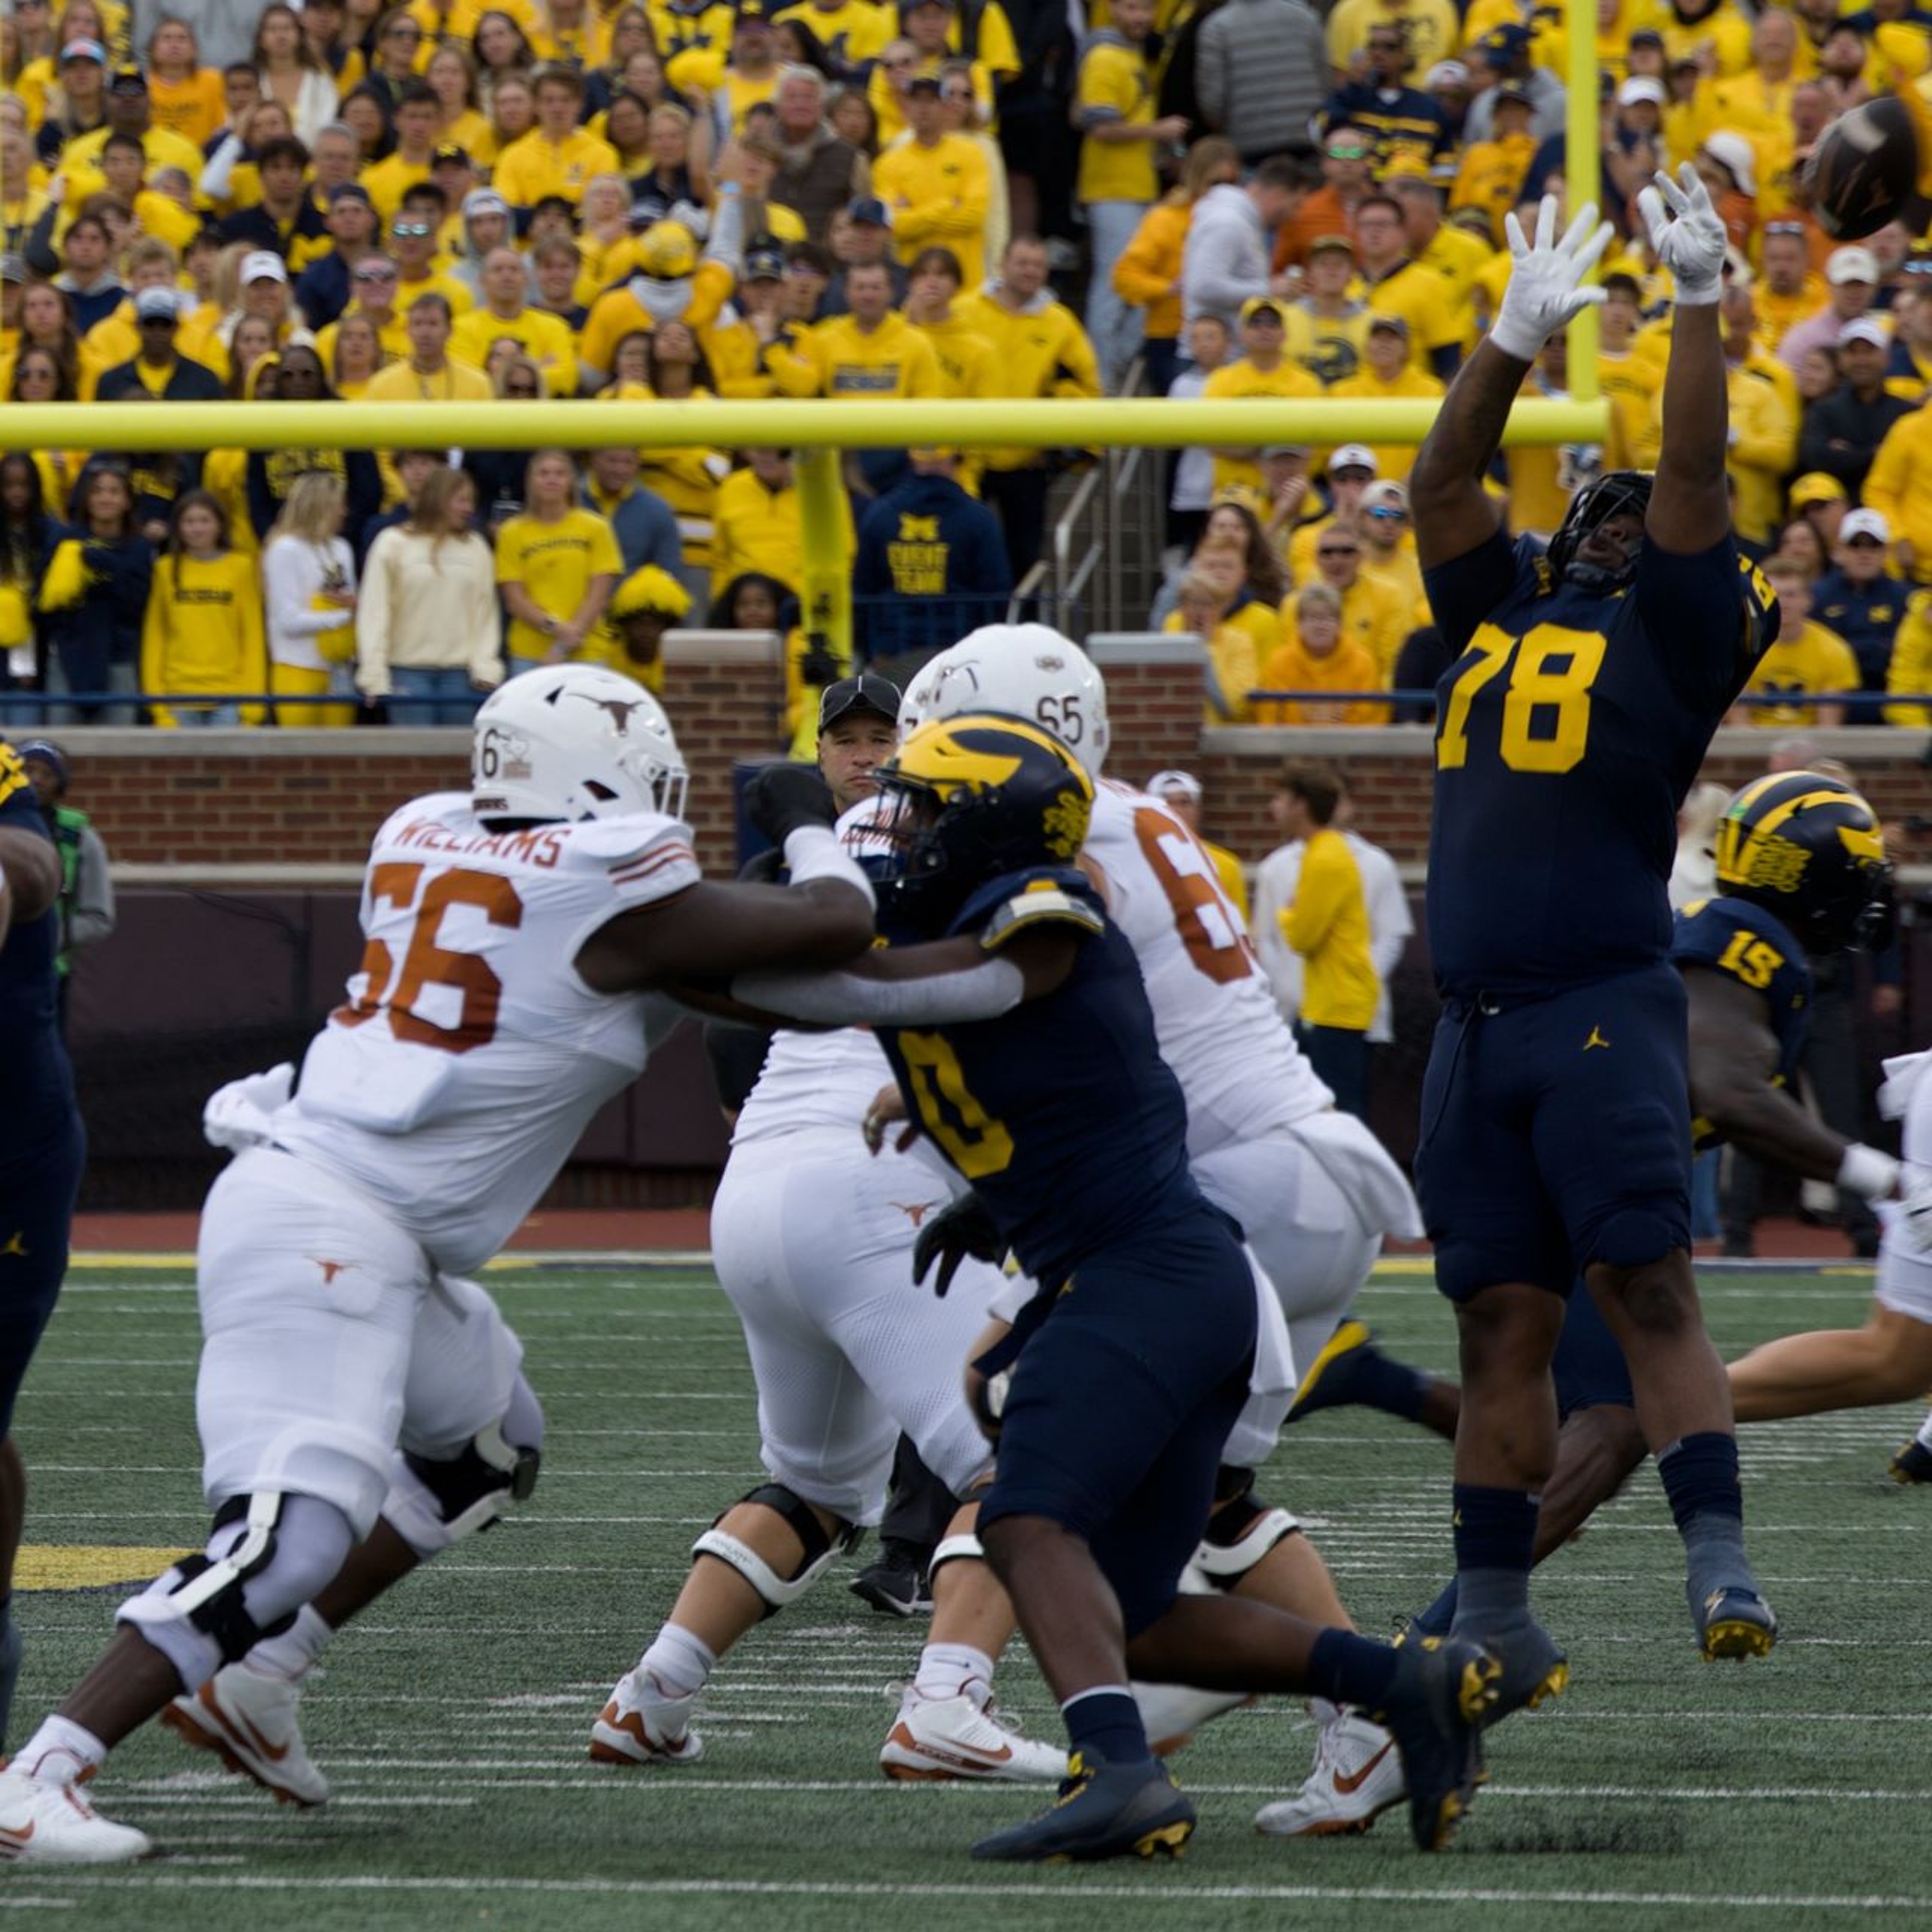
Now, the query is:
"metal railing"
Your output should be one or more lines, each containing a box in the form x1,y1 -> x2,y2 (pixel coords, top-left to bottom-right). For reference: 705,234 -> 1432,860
1046,357 -> 1166,634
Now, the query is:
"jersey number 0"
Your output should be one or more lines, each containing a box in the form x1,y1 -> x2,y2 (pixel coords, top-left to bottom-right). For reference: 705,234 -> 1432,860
1437,623 -> 1609,775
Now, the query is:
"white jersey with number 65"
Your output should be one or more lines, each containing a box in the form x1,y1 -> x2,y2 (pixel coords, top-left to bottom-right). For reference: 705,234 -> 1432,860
1086,781 -> 1332,1155
271,792 -> 696,1273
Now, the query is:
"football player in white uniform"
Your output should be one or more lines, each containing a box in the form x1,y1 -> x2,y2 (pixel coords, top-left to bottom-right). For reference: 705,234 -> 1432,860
0,664 -> 878,1865
882,627 -> 1430,1835
591,674 -> 1063,1783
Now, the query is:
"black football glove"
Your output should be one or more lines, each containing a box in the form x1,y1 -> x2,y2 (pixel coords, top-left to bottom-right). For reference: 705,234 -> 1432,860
744,762 -> 838,844
911,1190 -> 1004,1298
799,634 -> 843,688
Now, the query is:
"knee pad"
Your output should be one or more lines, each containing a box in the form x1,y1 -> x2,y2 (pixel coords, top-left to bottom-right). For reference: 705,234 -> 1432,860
1192,1478 -> 1301,1591
383,1374 -> 544,1559
928,1530 -> 984,1578
692,1484 -> 860,1618
118,1492 -> 355,1685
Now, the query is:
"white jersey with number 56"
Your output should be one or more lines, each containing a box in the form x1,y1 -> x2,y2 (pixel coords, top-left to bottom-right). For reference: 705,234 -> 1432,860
1086,782 -> 1332,1154
272,791 -> 696,1273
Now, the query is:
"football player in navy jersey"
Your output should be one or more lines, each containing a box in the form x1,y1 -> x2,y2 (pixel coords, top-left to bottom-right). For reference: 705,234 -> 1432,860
0,735 -> 82,1750
1406,167 -> 1782,1709
1286,773 -> 1920,1693
728,715 -> 1501,1862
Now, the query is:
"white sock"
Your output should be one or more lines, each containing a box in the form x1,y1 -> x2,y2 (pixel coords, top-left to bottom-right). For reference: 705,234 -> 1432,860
1917,1410 -> 1932,1454
15,1715 -> 107,1787
912,1642 -> 995,1705
1307,1695 -> 1341,1726
640,1624 -> 715,1700
243,1604 -> 333,1682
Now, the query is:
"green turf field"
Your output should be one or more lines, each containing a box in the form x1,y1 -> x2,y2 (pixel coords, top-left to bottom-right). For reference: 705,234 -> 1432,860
12,1260 -> 1932,1929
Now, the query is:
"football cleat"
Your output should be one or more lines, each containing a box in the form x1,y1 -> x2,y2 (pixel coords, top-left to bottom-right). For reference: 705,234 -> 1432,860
1370,1633 -> 1499,1853
970,1751 -> 1195,1862
589,1668 -> 705,1766
880,1689 -> 1066,1783
1285,1320 -> 1379,1422
161,1664 -> 330,1808
1255,1709 -> 1405,1837
1468,1617 -> 1569,1727
849,1542 -> 933,1618
1132,1682 -> 1254,1757
0,1765 -> 151,1864
1889,1437 -> 1932,1484
1696,1585 -> 1778,1662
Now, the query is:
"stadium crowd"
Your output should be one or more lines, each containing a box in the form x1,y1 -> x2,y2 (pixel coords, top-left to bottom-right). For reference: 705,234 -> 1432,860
4,0 -> 1932,730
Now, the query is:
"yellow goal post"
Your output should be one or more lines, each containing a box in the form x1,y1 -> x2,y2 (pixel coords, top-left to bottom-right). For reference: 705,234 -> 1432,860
12,393 -> 1609,659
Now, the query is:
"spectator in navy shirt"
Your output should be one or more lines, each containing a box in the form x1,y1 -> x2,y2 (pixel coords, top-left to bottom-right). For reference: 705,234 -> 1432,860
1811,507 -> 1911,712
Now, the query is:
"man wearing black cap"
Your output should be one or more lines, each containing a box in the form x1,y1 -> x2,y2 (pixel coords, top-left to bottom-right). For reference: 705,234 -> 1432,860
874,71 -> 993,288
1463,24 -> 1565,144
293,183 -> 383,332
1202,296 -> 1321,497
18,741 -> 115,1021
819,194 -> 910,315
62,66 -> 204,185
94,288 -> 226,403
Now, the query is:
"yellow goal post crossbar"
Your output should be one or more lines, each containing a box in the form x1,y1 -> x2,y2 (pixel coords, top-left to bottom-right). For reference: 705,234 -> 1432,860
12,393 -> 1611,656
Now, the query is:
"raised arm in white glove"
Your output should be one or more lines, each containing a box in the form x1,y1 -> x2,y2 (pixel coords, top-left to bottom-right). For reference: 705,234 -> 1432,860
1488,194 -> 1615,363
1638,162 -> 1728,307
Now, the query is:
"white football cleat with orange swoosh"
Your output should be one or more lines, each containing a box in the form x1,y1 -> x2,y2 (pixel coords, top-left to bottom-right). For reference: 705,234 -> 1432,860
0,1766 -> 151,1863
161,1664 -> 330,1807
1254,1709 -> 1405,1837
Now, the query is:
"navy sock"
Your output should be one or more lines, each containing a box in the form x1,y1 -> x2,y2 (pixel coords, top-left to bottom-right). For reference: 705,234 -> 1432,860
1656,1431 -> 1743,1534
1451,1484 -> 1539,1629
1061,1687 -> 1151,1767
1658,1431 -> 1750,1580
1307,1629 -> 1401,1710
1408,1578 -> 1459,1638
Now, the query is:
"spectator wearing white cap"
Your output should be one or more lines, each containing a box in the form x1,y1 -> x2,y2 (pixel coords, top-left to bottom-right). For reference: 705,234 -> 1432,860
1812,507 -> 1911,702
1424,61 -> 1472,142
1797,316 -> 1917,499
1285,441 -> 1378,581
1777,245 -> 1882,374
1692,129 -> 1758,257
1354,477 -> 1425,619
1144,770 -> 1249,919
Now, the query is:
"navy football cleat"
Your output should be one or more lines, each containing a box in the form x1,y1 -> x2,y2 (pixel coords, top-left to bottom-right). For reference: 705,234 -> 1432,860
1370,1634 -> 1500,1852
1285,1320 -> 1379,1422
970,1752 -> 1196,1862
1889,1437 -> 1932,1484
1696,1584 -> 1777,1662
1472,1616 -> 1569,1727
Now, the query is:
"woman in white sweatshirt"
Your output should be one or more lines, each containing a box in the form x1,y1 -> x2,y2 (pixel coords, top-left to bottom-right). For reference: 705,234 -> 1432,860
355,465 -> 503,723
262,471 -> 357,727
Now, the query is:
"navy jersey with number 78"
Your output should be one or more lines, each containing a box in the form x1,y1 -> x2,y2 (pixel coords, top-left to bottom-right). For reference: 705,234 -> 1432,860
1423,527 -> 1775,1001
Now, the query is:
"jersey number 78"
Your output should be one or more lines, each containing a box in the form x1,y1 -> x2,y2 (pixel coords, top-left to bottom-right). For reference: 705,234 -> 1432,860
1436,622 -> 1609,775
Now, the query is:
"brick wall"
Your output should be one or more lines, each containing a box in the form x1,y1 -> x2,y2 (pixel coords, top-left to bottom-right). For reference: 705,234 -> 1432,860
47,639 -> 1932,879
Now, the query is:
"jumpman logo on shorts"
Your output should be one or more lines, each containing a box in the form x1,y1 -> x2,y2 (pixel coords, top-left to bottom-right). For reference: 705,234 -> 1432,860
1584,1026 -> 1612,1052
0,1231 -> 24,1258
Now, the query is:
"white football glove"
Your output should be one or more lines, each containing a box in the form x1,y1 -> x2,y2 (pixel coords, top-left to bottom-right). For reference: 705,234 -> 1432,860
1638,163 -> 1727,307
1489,194 -> 1614,362
202,1062 -> 295,1153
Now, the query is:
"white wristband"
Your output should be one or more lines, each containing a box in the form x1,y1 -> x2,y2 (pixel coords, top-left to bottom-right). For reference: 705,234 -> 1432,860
1671,272 -> 1721,308
1838,1142 -> 1901,1202
782,824 -> 875,909
1484,311 -> 1547,363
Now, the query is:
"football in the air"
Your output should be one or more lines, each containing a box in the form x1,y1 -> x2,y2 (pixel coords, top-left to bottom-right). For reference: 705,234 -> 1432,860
1806,95 -> 1920,240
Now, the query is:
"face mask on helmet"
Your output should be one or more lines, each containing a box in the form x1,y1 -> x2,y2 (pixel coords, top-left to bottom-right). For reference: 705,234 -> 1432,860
876,714 -> 1095,930
471,664 -> 688,824
1546,469 -> 1652,591
910,625 -> 1111,779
